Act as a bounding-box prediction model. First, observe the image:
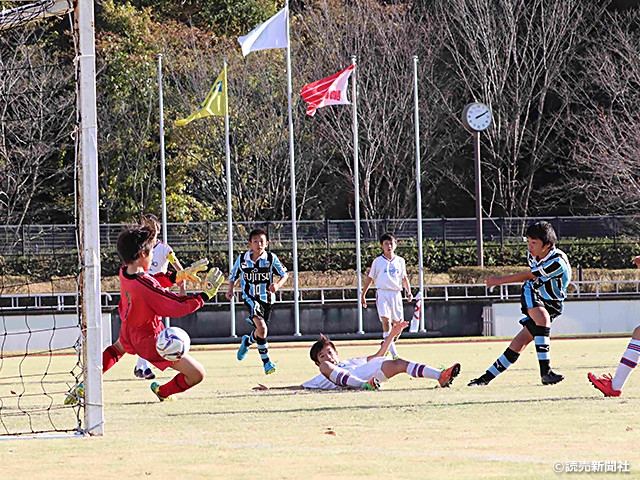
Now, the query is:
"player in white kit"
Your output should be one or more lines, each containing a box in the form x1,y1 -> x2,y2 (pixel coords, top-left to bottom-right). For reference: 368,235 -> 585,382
254,321 -> 461,391
361,232 -> 412,359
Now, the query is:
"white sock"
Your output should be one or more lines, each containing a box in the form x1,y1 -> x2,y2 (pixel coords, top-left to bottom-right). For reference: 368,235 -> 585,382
328,367 -> 366,388
136,357 -> 150,370
612,339 -> 640,391
406,362 -> 441,379
383,332 -> 399,358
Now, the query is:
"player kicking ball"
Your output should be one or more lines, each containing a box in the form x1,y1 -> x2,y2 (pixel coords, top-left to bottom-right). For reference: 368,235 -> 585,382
254,320 -> 461,391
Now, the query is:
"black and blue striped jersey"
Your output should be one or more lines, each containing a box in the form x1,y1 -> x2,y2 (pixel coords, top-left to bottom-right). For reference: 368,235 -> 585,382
229,251 -> 288,305
525,247 -> 572,303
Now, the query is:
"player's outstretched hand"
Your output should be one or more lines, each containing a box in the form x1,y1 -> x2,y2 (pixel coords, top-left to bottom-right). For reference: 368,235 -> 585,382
253,383 -> 269,390
390,320 -> 409,336
202,267 -> 224,299
176,259 -> 209,284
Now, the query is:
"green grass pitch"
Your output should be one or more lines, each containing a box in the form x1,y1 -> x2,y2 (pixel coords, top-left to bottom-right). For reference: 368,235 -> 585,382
2,336 -> 639,479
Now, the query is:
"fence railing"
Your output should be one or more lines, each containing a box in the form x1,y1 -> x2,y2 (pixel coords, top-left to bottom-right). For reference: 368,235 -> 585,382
2,215 -> 640,256
3,279 -> 640,312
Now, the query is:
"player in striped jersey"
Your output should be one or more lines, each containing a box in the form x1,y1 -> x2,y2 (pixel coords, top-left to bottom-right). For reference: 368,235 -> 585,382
226,228 -> 288,375
588,255 -> 640,397
468,221 -> 572,387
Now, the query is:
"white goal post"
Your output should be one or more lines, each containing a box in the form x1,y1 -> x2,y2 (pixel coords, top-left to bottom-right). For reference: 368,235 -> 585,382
0,0 -> 104,436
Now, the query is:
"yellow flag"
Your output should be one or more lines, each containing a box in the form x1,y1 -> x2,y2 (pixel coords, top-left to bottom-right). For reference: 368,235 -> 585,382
175,69 -> 227,126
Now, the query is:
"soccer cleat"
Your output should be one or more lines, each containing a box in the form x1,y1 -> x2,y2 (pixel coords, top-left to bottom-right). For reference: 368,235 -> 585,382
363,377 -> 380,390
263,361 -> 276,375
467,376 -> 490,387
143,368 -> 156,380
150,382 -> 175,402
438,363 -> 461,388
541,370 -> 564,385
237,335 -> 250,361
64,382 -> 84,406
587,372 -> 621,397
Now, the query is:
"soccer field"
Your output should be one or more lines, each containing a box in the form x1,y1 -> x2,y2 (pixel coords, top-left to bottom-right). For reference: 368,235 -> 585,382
2,336 -> 639,479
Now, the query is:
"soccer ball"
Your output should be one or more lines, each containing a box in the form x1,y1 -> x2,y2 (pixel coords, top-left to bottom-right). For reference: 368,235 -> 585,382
156,327 -> 191,361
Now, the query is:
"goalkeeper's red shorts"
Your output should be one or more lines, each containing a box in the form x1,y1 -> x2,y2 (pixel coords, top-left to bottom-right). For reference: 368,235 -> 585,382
119,321 -> 175,371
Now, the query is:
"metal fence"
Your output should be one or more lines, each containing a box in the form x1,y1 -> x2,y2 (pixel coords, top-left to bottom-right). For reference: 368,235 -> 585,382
1,215 -> 640,256
3,279 -> 640,312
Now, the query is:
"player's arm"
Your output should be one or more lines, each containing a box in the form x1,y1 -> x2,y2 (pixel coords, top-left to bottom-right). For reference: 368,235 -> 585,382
269,256 -> 289,293
361,276 -> 373,308
225,256 -> 241,300
367,320 -> 409,360
167,251 -> 186,294
402,275 -> 413,302
253,383 -> 306,391
484,270 -> 535,289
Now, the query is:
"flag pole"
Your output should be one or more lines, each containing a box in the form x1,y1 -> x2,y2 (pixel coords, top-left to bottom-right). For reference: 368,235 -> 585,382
413,55 -> 426,332
285,0 -> 301,336
223,55 -> 236,337
157,53 -> 170,328
351,55 -> 363,335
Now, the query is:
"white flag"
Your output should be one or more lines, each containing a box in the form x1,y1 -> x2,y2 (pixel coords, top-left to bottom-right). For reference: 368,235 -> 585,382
238,7 -> 288,57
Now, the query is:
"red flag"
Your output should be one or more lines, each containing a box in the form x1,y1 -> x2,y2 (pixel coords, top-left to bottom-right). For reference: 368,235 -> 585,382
300,65 -> 355,117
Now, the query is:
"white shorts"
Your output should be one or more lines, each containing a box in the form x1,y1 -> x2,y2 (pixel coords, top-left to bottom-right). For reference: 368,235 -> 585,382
352,357 -> 389,385
375,289 -> 404,321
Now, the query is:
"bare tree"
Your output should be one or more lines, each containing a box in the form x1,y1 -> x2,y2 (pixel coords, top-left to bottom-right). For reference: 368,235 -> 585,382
0,25 -> 75,226
555,9 -> 640,215
433,0 -> 605,218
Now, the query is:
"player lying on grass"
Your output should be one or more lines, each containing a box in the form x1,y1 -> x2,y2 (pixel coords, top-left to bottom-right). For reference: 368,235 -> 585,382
65,225 -> 224,404
588,256 -> 640,397
253,321 -> 461,391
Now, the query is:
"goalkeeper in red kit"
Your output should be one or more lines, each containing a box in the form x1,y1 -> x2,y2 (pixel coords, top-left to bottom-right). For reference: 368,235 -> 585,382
65,225 -> 224,404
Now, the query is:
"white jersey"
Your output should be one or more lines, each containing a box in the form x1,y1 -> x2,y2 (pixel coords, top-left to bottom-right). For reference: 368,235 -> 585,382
367,255 -> 406,291
301,357 -> 389,390
148,241 -> 174,275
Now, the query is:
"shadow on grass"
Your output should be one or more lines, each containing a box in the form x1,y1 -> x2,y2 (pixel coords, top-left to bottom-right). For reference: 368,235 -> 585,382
163,394 -> 612,417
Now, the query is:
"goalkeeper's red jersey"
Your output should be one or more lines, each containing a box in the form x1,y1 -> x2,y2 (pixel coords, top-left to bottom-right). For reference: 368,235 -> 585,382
118,266 -> 204,330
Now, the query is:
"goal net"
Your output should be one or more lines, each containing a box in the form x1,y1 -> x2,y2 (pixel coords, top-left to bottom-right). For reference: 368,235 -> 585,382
0,0 -> 103,437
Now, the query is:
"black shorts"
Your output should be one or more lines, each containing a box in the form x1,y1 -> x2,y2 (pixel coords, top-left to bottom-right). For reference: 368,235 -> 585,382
520,284 -> 563,320
244,297 -> 273,325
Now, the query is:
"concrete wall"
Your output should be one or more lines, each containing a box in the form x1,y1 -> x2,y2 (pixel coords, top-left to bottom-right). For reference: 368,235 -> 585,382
0,313 -> 112,351
493,299 -> 640,336
109,301 -> 486,342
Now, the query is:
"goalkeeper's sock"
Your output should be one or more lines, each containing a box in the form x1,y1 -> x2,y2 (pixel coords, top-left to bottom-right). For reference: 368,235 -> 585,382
406,362 -> 441,379
534,326 -> 552,376
102,345 -> 123,374
158,373 -> 191,398
255,335 -> 270,364
612,339 -> 640,391
383,332 -> 399,358
484,347 -> 520,381
328,366 -> 367,388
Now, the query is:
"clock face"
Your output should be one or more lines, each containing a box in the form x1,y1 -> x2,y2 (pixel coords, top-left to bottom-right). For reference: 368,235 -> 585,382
462,103 -> 492,131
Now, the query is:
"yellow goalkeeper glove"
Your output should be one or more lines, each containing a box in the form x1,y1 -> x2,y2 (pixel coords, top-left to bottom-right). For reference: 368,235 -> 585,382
202,267 -> 224,299
175,259 -> 209,285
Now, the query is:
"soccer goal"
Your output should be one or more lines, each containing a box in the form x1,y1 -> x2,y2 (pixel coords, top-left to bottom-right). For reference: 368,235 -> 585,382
0,0 -> 103,437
